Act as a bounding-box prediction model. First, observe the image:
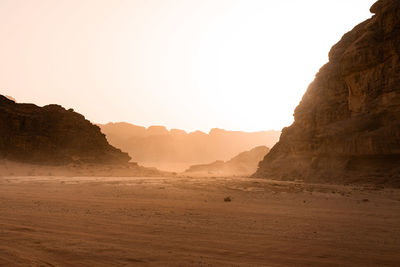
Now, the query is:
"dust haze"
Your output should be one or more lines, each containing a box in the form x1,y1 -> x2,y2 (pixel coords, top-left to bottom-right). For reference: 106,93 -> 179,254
1,0 -> 400,266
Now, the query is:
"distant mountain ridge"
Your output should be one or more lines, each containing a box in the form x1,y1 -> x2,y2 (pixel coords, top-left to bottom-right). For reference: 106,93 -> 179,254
185,146 -> 270,176
99,122 -> 280,171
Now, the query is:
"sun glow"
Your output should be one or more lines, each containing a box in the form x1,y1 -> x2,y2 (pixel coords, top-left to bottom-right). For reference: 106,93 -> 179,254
0,0 -> 376,132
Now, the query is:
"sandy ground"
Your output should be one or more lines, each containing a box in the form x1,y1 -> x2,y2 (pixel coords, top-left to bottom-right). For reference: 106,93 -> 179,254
0,176 -> 399,266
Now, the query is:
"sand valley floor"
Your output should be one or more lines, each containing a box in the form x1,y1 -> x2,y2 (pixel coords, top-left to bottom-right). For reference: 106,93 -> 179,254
0,176 -> 399,266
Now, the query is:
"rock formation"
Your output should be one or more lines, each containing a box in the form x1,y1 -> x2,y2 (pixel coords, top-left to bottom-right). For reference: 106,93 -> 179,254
100,122 -> 280,171
185,146 -> 269,176
5,95 -> 16,102
254,0 -> 400,184
0,95 -> 131,165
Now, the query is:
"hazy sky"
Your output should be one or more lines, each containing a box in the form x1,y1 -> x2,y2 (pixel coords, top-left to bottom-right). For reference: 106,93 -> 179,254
1,0 -> 376,132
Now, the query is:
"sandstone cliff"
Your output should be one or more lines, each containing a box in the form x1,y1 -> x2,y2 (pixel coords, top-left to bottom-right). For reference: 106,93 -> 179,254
0,95 -> 130,164
254,0 -> 400,184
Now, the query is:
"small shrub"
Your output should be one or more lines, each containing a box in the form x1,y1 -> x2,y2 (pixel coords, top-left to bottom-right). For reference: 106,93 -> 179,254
224,196 -> 232,202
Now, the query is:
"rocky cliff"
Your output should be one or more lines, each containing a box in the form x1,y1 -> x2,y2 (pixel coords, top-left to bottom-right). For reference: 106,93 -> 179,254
0,95 -> 130,164
254,0 -> 400,184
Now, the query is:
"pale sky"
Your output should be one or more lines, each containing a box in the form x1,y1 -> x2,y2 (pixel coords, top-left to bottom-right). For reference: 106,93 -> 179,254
1,0 -> 376,132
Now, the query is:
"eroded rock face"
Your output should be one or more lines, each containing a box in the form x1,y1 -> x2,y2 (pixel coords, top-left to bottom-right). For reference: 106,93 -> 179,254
255,0 -> 400,184
0,95 -> 131,164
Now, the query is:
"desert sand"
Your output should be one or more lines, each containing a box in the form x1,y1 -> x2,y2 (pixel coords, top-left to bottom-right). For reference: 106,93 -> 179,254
0,176 -> 399,266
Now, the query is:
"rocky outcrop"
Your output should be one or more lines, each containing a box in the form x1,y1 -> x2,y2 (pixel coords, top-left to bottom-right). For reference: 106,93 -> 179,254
185,146 -> 269,176
254,0 -> 400,184
100,122 -> 280,171
5,95 -> 16,102
0,95 -> 131,165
